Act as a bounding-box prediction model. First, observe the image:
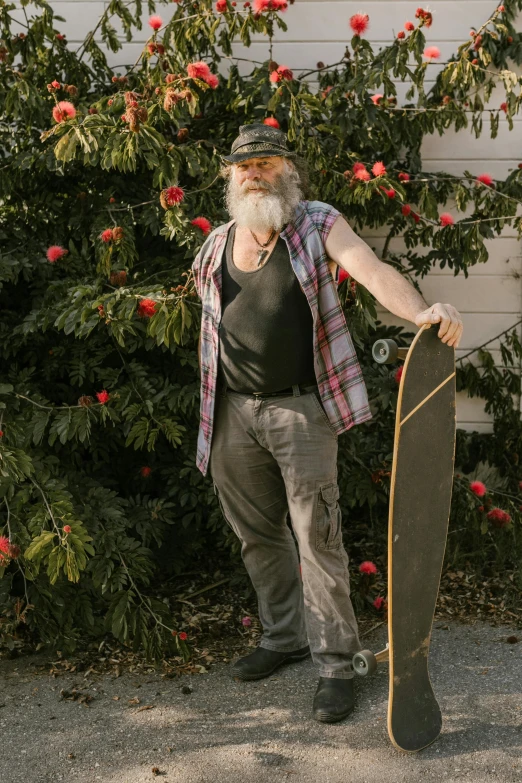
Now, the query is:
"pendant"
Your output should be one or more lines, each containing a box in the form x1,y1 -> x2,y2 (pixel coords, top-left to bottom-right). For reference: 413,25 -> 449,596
257,249 -> 269,266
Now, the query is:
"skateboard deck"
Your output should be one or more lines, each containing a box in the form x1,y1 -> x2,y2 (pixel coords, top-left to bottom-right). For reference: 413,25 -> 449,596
354,324 -> 456,753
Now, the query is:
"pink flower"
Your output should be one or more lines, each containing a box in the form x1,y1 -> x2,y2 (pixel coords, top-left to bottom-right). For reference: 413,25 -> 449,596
405,21 -> 415,31
439,213 -> 454,226
359,561 -> 378,575
394,365 -> 403,383
187,61 -> 212,81
371,94 -> 383,105
398,172 -> 410,182
191,217 -> 212,235
164,186 -> 185,206
401,204 -> 411,216
337,268 -> 350,285
470,481 -> 487,497
241,616 -> 252,626
148,15 -> 163,30
352,162 -> 367,174
140,466 -> 152,478
101,228 -> 114,243
216,0 -> 227,9
476,173 -> 494,186
487,508 -> 512,528
263,117 -> 280,128
96,390 -> 110,404
63,525 -> 72,534
354,168 -> 370,182
373,596 -> 385,610
0,536 -> 10,554
137,298 -> 159,318
350,13 -> 369,36
277,65 -> 293,80
423,46 -> 441,60
46,245 -> 68,263
205,73 -> 219,89
372,161 -> 386,177
52,101 -> 76,123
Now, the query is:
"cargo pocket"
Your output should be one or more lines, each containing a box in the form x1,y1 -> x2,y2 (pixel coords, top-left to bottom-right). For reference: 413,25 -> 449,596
213,482 -> 240,539
315,483 -> 342,551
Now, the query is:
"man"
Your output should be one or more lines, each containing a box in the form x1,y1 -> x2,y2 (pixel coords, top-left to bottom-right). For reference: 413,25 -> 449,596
191,123 -> 463,723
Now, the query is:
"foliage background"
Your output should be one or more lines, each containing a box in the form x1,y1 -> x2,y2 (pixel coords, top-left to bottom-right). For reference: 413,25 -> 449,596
1,0 -> 522,660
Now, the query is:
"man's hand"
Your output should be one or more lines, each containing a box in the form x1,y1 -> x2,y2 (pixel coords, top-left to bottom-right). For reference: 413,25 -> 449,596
414,303 -> 463,348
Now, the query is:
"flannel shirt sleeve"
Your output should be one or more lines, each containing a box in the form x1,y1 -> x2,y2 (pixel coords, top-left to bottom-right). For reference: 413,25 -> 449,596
309,201 -> 342,246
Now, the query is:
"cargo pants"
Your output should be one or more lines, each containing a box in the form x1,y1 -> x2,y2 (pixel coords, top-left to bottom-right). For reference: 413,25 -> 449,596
209,380 -> 362,679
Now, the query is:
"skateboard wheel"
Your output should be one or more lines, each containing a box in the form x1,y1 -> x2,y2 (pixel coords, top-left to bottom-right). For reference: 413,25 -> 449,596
353,650 -> 378,677
372,339 -> 398,365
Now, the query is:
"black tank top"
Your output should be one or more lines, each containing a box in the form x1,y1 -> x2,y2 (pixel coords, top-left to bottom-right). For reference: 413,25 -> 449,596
218,223 -> 316,393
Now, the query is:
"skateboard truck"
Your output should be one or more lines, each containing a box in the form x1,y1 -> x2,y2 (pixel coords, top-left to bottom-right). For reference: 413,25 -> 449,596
353,644 -> 389,677
372,338 -> 408,364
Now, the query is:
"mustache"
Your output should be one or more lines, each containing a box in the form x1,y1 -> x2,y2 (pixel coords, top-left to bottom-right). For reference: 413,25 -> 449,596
240,180 -> 276,194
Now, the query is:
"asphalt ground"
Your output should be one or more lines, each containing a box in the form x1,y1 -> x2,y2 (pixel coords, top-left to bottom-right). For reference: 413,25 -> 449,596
1,620 -> 521,783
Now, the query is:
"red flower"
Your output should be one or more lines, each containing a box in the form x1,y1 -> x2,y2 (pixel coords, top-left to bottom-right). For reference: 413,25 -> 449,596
263,117 -> 280,128
349,13 -> 369,36
140,466 -> 152,478
96,390 -> 110,404
372,161 -> 386,177
137,298 -> 158,318
439,213 -> 454,227
405,21 -> 414,31
206,73 -> 219,89
359,560 -> 378,575
487,508 -> 512,528
476,173 -> 494,186
397,31 -> 405,39
394,365 -> 403,383
373,596 -> 385,610
383,188 -> 396,198
0,430 -> 3,437
63,525 -> 72,534
148,14 -> 163,30
423,46 -> 441,60
241,616 -> 252,626
412,211 -> 421,223
101,228 -> 114,243
478,506 -> 484,512
187,61 -> 212,81
0,536 -> 10,554
401,204 -> 411,216
216,0 -> 227,9
51,79 -> 61,89
354,168 -> 370,182
352,162 -> 366,174
46,245 -> 68,263
371,94 -> 383,105
52,100 -> 76,123
470,481 -> 487,497
163,186 -> 185,206
191,217 -> 212,235
500,102 -> 508,113
178,631 -> 188,641
398,172 -> 410,182
337,268 -> 350,285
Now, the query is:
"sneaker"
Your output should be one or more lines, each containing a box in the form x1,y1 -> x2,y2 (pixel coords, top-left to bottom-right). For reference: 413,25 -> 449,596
231,645 -> 310,681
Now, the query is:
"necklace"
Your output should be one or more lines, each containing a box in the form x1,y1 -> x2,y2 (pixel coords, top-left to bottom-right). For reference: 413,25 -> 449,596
250,228 -> 276,267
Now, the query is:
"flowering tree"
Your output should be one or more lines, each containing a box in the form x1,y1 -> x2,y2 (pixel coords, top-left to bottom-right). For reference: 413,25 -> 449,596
1,0 -> 522,658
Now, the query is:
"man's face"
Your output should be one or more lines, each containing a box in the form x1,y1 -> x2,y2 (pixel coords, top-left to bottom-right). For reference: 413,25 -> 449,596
232,156 -> 287,194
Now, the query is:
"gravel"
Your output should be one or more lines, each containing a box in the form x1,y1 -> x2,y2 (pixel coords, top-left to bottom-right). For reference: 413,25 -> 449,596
1,620 -> 521,783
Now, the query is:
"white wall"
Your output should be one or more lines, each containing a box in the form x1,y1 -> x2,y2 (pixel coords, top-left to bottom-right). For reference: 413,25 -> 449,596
11,0 -> 522,431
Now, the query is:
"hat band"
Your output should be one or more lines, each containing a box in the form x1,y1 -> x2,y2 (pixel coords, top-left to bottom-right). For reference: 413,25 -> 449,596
232,141 -> 291,155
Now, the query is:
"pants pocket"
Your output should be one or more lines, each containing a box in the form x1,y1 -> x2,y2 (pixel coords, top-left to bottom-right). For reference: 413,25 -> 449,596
310,392 -> 338,438
315,482 -> 342,550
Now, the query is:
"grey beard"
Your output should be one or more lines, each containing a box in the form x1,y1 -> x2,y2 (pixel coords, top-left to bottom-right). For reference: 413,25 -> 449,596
224,166 -> 303,233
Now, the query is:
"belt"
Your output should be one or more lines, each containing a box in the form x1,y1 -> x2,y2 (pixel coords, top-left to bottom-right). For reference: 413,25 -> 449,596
227,381 -> 318,399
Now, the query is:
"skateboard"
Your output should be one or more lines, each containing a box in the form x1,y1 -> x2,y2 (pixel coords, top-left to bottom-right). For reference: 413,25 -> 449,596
353,324 -> 456,753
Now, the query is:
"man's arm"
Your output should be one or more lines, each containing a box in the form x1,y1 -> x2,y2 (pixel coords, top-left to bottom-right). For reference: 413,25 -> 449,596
324,215 -> 463,348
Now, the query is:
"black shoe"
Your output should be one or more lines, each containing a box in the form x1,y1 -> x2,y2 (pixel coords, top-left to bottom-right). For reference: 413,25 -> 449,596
312,676 -> 355,723
231,645 -> 310,681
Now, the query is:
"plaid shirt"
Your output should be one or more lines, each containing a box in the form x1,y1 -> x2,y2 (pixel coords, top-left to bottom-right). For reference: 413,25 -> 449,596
191,200 -> 372,477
